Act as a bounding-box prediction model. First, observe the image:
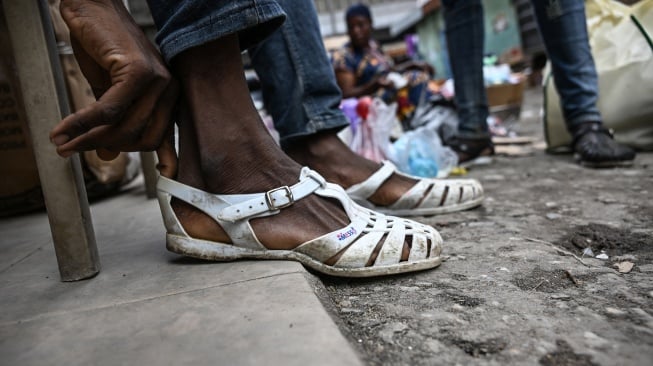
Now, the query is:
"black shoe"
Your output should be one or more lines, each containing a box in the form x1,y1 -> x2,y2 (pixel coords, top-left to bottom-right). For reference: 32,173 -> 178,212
446,136 -> 495,166
572,123 -> 636,168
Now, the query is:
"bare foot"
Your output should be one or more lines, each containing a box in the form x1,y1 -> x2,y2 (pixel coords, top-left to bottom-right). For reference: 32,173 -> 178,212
166,35 -> 411,263
285,131 -> 418,206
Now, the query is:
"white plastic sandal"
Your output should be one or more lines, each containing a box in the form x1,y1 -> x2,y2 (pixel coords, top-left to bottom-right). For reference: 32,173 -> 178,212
157,168 -> 443,278
346,161 -> 484,217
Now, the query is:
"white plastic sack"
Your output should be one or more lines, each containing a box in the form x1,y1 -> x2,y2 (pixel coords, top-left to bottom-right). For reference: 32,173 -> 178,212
349,98 -> 399,162
544,0 -> 653,151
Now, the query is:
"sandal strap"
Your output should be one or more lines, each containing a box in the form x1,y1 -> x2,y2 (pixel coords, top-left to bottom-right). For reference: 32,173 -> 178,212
346,161 -> 396,199
220,168 -> 326,222
159,168 -> 327,224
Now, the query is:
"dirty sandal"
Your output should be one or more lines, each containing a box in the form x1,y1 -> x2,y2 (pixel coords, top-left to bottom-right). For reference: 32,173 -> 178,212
157,168 -> 443,278
346,161 -> 484,217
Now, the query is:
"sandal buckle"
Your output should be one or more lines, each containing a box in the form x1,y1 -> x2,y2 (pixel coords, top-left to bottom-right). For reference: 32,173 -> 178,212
265,186 -> 294,210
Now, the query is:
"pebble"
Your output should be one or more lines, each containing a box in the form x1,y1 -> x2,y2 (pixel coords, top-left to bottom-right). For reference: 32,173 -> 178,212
339,300 -> 352,307
467,221 -> 495,227
595,253 -> 609,260
450,304 -> 465,312
484,174 -> 505,181
545,201 -> 558,208
498,267 -> 510,272
584,331 -> 610,349
597,196 -> 618,204
546,213 -> 562,220
605,307 -> 627,316
550,294 -> 572,301
340,307 -> 365,314
400,286 -> 420,292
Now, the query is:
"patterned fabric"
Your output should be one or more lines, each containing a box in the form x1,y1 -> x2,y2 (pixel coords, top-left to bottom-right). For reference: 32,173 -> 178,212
332,41 -> 433,121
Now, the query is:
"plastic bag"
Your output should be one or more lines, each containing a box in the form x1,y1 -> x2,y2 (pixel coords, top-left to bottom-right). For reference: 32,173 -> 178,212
349,98 -> 399,162
389,126 -> 458,178
544,0 -> 653,151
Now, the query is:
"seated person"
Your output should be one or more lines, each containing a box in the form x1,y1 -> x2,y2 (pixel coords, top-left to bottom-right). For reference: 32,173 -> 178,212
332,4 -> 436,123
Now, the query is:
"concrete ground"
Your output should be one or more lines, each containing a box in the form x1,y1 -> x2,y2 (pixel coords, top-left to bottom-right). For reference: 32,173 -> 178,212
0,183 -> 362,366
323,88 -> 653,365
1,87 -> 651,366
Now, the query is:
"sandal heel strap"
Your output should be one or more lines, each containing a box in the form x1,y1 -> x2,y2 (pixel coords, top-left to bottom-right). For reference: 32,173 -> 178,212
346,160 -> 396,199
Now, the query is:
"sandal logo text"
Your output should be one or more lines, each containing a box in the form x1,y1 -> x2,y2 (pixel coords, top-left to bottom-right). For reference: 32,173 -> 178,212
337,227 -> 357,241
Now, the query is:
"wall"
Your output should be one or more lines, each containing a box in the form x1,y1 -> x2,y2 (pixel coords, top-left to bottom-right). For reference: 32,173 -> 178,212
416,0 -> 521,79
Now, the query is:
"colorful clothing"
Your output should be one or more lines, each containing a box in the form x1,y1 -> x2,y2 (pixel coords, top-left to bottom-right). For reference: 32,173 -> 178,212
331,41 -> 433,121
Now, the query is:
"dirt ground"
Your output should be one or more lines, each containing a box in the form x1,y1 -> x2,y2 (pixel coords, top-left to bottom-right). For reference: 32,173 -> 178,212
319,88 -> 653,365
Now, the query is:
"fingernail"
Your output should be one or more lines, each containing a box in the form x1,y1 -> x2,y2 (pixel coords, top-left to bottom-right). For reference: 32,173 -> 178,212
52,134 -> 69,146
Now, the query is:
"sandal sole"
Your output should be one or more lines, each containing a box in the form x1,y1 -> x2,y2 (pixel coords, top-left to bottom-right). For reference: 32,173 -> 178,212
574,154 -> 635,168
166,234 -> 442,278
359,195 -> 485,217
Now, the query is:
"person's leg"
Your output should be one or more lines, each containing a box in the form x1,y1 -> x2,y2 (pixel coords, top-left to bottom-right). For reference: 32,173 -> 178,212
148,0 -> 351,249
530,0 -> 635,166
442,0 -> 493,163
248,0 -> 419,207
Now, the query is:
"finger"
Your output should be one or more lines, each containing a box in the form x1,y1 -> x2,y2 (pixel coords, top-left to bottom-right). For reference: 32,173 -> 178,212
55,79 -> 169,155
51,71 -> 150,145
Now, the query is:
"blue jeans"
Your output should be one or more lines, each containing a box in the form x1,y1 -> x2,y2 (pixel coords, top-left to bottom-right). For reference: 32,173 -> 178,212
442,0 -> 489,139
248,0 -> 349,148
146,0 -> 286,63
147,0 -> 348,148
443,0 -> 602,138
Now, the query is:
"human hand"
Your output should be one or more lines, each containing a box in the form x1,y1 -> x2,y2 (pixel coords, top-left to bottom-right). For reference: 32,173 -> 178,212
51,0 -> 178,174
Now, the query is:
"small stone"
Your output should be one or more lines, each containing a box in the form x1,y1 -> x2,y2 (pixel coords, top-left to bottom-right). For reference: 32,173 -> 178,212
545,201 -> 558,208
340,308 -> 364,314
614,261 -> 634,273
400,286 -> 420,292
582,248 -> 595,257
498,267 -> 510,272
468,221 -> 495,227
584,331 -> 609,349
450,304 -> 465,312
551,294 -> 572,301
597,196 -> 618,204
605,307 -> 627,316
546,213 -> 562,220
339,300 -> 352,307
595,253 -> 609,260
484,174 -> 505,181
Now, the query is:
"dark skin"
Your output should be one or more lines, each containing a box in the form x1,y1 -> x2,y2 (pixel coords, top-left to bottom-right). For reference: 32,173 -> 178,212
51,0 -> 413,261
336,15 -> 435,99
51,0 -> 178,177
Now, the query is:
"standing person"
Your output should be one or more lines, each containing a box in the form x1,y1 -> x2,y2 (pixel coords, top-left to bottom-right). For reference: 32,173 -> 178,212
52,0 -> 446,277
442,0 -> 636,167
250,0 -> 484,217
